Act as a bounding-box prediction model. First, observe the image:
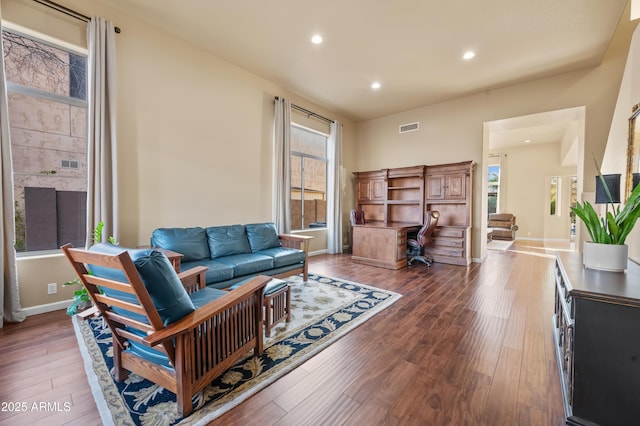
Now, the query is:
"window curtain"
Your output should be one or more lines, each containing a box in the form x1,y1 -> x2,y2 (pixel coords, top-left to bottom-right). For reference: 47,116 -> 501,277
273,97 -> 291,233
86,17 -> 118,246
0,8 -> 26,328
327,121 -> 343,254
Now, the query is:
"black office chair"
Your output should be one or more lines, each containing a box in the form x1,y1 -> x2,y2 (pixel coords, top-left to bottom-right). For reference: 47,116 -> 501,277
407,210 -> 440,267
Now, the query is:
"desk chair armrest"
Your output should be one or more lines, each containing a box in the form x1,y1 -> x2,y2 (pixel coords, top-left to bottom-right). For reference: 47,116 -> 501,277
177,266 -> 207,294
143,275 -> 270,347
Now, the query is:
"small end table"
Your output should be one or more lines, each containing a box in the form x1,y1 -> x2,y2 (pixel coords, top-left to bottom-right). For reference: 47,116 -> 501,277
264,278 -> 291,337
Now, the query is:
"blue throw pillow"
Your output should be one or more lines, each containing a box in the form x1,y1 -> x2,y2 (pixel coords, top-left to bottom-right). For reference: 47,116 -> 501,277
205,225 -> 252,258
245,223 -> 281,252
89,243 -> 195,326
150,227 -> 210,262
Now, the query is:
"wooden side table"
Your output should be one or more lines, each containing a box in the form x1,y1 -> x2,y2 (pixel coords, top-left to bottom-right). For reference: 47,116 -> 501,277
264,278 -> 291,337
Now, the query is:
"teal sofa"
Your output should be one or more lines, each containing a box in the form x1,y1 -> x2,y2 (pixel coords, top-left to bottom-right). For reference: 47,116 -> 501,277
150,223 -> 310,289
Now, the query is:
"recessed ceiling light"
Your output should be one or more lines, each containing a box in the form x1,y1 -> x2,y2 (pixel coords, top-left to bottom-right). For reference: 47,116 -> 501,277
524,139 -> 532,143
311,34 -> 323,44
463,51 -> 476,60
371,82 -> 381,90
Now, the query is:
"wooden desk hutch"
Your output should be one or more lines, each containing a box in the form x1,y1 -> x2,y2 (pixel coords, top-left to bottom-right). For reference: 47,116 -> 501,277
352,161 -> 474,268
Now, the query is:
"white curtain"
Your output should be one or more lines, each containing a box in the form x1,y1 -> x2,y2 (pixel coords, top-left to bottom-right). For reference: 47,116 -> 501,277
86,17 -> 118,246
0,8 -> 26,328
327,121 -> 343,253
273,98 -> 291,233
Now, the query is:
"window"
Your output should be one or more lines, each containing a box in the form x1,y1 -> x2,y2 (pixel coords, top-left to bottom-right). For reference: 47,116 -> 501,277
290,124 -> 327,230
488,162 -> 500,214
570,176 -> 577,237
3,28 -> 88,252
550,176 -> 559,216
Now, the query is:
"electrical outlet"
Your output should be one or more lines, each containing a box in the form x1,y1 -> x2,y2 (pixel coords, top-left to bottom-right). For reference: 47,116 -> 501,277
47,283 -> 57,295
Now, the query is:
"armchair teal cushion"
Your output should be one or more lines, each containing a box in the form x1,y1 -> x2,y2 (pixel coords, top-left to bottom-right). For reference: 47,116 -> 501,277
150,227 -> 210,262
245,223 -> 281,252
205,225 -> 252,258
88,243 -> 195,325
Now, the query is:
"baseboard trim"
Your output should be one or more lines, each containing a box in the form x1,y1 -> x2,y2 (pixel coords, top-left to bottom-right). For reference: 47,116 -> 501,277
23,299 -> 71,316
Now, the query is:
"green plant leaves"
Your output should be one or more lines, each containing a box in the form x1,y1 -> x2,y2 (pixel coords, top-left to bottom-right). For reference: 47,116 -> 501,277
572,179 -> 640,245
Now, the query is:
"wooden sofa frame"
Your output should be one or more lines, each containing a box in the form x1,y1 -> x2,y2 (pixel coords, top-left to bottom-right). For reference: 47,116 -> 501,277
61,244 -> 269,416
276,233 -> 313,281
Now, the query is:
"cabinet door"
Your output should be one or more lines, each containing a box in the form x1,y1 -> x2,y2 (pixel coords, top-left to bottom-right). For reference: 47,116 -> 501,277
357,180 -> 372,201
371,179 -> 385,200
426,174 -> 445,200
446,173 -> 467,200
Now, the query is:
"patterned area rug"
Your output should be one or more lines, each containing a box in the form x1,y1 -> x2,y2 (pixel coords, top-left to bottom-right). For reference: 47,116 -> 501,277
73,274 -> 401,426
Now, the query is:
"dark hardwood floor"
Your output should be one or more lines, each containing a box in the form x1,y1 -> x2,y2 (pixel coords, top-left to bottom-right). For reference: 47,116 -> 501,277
0,241 -> 566,425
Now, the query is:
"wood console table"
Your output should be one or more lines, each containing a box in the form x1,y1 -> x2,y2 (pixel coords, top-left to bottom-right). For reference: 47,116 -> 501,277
553,252 -> 640,425
351,222 -> 420,270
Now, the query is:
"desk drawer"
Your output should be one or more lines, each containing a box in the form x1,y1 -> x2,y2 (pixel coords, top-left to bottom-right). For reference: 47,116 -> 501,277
434,227 -> 466,238
425,246 -> 465,258
432,237 -> 464,248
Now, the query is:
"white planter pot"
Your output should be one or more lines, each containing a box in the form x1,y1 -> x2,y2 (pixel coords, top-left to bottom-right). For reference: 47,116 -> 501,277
583,242 -> 628,272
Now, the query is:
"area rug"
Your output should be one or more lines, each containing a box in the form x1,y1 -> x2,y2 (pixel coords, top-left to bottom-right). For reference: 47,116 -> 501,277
487,240 -> 514,251
73,273 -> 401,426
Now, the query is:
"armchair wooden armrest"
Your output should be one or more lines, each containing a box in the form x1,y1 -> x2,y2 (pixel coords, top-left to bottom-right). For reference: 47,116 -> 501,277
177,265 -> 207,294
144,275 -> 270,349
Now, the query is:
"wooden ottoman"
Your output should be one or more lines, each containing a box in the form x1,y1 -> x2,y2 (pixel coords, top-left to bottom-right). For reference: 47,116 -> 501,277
264,278 -> 291,337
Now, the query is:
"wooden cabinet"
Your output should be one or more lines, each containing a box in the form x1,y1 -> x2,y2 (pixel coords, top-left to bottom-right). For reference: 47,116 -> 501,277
426,171 -> 467,200
357,173 -> 385,202
424,161 -> 474,265
553,252 -> 640,425
353,166 -> 425,225
427,226 -> 470,266
352,162 -> 472,267
351,223 -> 420,270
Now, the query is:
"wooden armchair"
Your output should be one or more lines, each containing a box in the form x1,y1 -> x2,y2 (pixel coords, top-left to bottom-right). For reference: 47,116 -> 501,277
61,243 -> 269,417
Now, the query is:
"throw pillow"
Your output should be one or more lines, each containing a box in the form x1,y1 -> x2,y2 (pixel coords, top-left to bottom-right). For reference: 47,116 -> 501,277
89,243 -> 195,325
245,222 -> 281,252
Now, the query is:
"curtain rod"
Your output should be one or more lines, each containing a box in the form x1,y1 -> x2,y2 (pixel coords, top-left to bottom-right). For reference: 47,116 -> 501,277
275,96 -> 334,124
32,0 -> 121,33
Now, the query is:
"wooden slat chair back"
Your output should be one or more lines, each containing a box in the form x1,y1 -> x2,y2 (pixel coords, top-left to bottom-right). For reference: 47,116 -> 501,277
61,243 -> 269,417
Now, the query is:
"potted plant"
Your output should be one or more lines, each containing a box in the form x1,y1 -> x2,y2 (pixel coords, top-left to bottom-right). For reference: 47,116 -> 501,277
571,175 -> 640,272
64,221 -> 117,315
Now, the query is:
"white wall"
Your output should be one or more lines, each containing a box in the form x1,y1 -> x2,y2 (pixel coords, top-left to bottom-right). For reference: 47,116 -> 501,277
490,143 -> 576,240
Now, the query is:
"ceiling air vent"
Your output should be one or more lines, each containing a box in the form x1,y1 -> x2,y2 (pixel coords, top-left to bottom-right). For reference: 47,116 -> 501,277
399,122 -> 419,134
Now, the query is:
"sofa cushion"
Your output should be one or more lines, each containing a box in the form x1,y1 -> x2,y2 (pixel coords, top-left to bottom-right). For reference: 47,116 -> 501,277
151,227 -> 210,262
205,225 -> 252,258
88,243 -> 195,326
229,276 -> 288,295
214,253 -> 274,277
188,287 -> 226,308
181,259 -> 235,284
256,247 -> 305,268
488,220 -> 511,228
245,223 -> 281,252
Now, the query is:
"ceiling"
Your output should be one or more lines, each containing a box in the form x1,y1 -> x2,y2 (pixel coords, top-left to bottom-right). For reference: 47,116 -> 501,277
487,106 -> 584,166
107,0 -> 628,123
